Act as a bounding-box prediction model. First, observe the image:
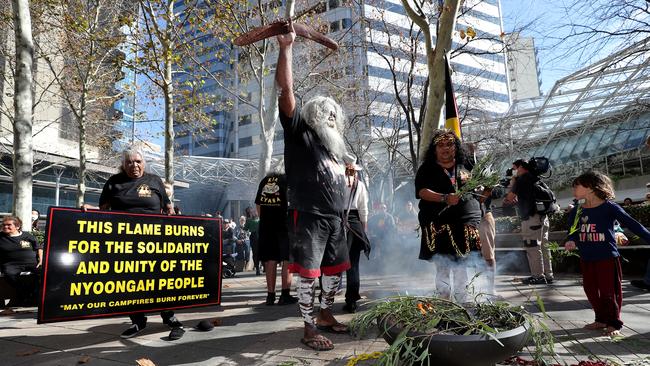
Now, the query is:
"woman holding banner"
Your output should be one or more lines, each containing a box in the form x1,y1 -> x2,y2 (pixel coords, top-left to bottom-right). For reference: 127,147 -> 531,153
84,147 -> 184,340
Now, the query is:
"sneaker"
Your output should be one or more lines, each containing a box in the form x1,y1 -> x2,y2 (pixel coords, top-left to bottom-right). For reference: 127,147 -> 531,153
630,279 -> 650,291
277,294 -> 298,305
545,276 -> 554,284
164,316 -> 183,328
121,323 -> 145,339
168,327 -> 185,340
522,276 -> 547,285
266,293 -> 276,306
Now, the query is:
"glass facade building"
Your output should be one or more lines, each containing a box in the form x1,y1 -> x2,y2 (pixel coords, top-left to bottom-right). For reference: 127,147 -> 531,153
489,39 -> 650,186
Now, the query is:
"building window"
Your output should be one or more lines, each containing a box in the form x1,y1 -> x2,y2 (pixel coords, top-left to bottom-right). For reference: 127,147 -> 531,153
328,0 -> 340,10
239,136 -> 253,148
239,115 -> 252,126
342,18 -> 352,29
330,20 -> 340,33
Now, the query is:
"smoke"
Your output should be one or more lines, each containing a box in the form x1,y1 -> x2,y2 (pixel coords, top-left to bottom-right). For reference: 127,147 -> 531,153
358,213 -> 497,303
495,250 -> 529,275
354,188 -> 533,303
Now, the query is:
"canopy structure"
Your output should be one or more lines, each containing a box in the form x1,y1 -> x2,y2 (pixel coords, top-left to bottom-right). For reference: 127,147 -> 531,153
148,155 -> 261,185
147,146 -> 411,187
483,39 -> 650,186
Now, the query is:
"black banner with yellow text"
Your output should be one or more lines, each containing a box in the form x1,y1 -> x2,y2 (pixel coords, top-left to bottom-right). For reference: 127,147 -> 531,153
38,208 -> 222,324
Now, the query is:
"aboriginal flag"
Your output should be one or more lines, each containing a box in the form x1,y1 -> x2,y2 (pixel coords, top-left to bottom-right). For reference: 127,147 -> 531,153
444,55 -> 461,139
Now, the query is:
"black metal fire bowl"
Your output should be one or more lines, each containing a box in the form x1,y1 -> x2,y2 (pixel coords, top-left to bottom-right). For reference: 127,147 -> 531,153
378,315 -> 530,366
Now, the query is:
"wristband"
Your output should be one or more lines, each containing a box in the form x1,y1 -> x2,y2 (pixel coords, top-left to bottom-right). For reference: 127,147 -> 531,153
441,194 -> 448,203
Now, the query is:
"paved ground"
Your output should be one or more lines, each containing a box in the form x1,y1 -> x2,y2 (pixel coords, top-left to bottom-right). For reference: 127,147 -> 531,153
1,269 -> 649,366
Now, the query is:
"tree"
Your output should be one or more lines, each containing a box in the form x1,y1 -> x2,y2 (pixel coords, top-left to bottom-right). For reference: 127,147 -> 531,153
400,0 -> 461,159
363,0 -> 523,177
114,0 -> 179,196
552,0 -> 650,68
11,0 -> 34,230
188,0 -> 292,180
125,0 -> 220,198
42,0 -> 126,206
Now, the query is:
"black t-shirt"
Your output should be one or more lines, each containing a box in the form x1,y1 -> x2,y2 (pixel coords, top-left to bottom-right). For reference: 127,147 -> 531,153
414,160 -> 481,227
99,172 -> 171,214
255,174 -> 288,227
279,107 -> 346,214
511,172 -> 536,220
0,232 -> 41,266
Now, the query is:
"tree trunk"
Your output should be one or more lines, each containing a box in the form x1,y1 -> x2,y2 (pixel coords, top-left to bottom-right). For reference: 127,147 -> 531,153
257,72 -> 275,181
163,0 -> 175,199
76,91 -> 88,207
257,0 -> 295,181
11,0 -> 34,231
418,0 -> 461,159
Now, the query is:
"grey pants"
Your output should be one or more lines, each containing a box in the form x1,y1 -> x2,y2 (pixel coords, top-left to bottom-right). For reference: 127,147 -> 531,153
521,214 -> 553,278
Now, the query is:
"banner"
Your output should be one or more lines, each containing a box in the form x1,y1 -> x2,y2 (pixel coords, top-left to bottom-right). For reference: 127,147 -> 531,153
38,207 -> 222,324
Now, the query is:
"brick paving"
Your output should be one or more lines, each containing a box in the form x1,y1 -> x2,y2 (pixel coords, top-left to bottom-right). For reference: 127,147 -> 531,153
0,270 -> 649,365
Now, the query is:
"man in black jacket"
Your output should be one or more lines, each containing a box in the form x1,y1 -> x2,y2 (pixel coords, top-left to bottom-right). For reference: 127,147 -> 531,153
504,159 -> 553,285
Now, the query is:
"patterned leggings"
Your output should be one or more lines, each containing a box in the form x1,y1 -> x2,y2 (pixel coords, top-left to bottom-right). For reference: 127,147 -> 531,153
297,274 -> 341,325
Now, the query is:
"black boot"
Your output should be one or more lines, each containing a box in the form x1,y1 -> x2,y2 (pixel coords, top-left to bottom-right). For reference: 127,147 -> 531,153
277,289 -> 298,305
343,301 -> 357,313
265,292 -> 276,306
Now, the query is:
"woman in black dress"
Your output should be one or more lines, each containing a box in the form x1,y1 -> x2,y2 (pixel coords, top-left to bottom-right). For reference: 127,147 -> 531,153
415,130 -> 482,299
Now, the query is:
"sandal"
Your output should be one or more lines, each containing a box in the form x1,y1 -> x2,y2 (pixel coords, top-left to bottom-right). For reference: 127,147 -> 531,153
301,334 -> 334,351
316,322 -> 349,334
584,322 -> 606,330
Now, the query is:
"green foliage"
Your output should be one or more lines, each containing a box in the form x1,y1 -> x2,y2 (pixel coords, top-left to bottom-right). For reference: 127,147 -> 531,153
457,156 -> 501,198
623,204 -> 650,227
32,230 -> 45,247
495,216 -> 520,233
495,204 -> 650,234
547,241 -> 580,263
548,211 -> 569,232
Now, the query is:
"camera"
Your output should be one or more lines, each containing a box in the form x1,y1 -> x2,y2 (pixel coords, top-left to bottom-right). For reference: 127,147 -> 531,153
498,168 -> 513,188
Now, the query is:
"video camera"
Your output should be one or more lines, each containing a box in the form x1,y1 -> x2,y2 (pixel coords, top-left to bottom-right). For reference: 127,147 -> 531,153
499,168 -> 513,187
528,157 -> 551,178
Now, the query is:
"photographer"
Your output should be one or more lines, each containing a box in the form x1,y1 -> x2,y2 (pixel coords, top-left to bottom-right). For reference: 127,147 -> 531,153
504,159 -> 553,285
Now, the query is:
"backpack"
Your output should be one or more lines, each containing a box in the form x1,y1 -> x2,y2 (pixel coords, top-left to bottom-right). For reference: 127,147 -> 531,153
533,179 -> 560,215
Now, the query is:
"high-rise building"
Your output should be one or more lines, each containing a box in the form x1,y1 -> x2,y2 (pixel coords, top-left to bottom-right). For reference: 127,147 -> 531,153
113,22 -> 138,149
175,0 -> 511,164
505,32 -> 542,100
173,0 -> 236,158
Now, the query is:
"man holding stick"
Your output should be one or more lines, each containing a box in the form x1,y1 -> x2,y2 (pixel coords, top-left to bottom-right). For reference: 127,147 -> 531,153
276,21 -> 351,351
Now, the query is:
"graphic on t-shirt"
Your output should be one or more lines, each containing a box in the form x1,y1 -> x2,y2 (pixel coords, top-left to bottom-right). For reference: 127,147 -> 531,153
262,182 -> 279,195
20,240 -> 31,249
137,184 -> 152,198
259,177 -> 282,205
579,216 -> 606,242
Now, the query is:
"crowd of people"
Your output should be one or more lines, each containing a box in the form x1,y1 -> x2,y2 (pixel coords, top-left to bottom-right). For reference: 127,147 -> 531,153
1,23 -> 649,351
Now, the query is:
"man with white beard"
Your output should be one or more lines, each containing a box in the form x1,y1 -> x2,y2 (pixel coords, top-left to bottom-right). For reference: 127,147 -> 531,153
276,22 -> 351,351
